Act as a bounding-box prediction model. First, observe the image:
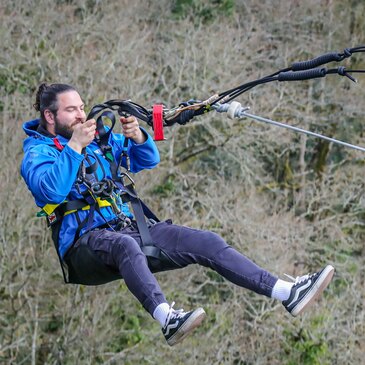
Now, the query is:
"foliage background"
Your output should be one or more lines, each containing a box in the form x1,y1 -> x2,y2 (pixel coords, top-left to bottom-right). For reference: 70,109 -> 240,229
0,0 -> 364,364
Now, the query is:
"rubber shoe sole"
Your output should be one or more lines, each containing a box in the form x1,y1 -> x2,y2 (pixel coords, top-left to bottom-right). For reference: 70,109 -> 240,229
291,265 -> 335,317
167,308 -> 206,346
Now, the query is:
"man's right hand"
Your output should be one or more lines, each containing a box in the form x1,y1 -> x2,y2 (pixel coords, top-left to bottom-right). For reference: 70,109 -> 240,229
68,119 -> 96,154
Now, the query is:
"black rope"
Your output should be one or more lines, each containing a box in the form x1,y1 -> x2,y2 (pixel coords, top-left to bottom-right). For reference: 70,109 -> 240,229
86,45 -> 365,130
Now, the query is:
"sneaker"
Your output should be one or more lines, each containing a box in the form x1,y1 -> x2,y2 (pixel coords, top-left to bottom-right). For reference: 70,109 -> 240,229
283,265 -> 335,317
162,302 -> 206,346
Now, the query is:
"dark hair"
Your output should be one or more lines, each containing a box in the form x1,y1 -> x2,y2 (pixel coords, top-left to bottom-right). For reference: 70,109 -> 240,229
33,83 -> 77,126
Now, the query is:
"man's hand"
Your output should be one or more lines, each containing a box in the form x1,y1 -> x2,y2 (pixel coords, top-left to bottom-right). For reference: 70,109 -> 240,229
120,116 -> 146,144
68,119 -> 96,153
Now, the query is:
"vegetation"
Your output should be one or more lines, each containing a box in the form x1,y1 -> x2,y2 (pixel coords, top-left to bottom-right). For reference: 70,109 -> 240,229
1,0 -> 364,364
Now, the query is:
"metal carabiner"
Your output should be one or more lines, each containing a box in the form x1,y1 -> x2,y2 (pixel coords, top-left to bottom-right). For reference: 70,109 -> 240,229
119,171 -> 135,188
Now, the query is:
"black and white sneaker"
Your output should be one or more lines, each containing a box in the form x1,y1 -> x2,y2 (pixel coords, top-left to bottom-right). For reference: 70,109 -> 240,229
162,302 -> 206,346
283,265 -> 335,317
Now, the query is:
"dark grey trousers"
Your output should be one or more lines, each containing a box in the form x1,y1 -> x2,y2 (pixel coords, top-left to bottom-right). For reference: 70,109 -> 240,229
76,220 -> 278,316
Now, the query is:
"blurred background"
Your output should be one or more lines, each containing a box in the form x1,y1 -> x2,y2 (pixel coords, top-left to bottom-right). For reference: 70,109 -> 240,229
0,0 -> 364,364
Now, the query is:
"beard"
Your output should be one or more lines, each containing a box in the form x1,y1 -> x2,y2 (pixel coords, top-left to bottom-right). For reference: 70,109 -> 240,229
54,117 -> 75,139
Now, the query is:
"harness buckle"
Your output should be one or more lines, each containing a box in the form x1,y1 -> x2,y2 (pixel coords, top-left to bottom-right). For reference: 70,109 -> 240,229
47,212 -> 59,226
101,144 -> 114,162
115,216 -> 132,230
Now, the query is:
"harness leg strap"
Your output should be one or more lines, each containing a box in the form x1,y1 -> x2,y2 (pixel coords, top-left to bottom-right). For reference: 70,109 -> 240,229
141,245 -> 182,273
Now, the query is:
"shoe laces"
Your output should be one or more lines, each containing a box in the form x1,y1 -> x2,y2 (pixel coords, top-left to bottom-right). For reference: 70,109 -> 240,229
284,273 -> 312,285
164,302 -> 185,328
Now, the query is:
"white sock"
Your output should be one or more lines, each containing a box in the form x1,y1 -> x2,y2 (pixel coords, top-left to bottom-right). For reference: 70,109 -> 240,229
271,279 -> 294,301
153,302 -> 170,327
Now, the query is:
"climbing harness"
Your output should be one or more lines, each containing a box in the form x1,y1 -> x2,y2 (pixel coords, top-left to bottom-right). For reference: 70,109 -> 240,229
40,108 -> 181,285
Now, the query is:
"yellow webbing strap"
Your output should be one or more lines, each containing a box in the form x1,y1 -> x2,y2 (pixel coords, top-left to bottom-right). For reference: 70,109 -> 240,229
40,198 -> 112,217
64,198 -> 112,216
41,203 -> 60,216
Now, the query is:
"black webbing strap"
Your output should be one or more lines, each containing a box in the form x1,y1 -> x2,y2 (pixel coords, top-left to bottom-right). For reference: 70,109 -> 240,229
139,199 -> 159,223
122,184 -> 162,259
92,110 -> 117,161
84,159 -> 98,175
52,199 -> 96,249
119,185 -> 183,271
51,197 -> 110,243
50,220 -> 69,283
56,199 -> 90,215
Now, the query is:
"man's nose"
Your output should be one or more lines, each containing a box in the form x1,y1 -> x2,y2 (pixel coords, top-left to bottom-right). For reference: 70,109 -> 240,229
77,108 -> 86,119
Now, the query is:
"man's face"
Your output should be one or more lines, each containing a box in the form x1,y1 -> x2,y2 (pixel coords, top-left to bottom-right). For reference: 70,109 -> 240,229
53,90 -> 86,139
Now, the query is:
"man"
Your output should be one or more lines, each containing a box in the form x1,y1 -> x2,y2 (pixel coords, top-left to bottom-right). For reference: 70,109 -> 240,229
21,83 -> 335,346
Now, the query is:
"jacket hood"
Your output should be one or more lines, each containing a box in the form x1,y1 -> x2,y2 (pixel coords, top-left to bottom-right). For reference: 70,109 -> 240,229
22,119 -> 69,152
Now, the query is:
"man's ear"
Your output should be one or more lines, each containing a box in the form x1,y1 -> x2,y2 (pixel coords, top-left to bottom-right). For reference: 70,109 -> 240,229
44,109 -> 55,126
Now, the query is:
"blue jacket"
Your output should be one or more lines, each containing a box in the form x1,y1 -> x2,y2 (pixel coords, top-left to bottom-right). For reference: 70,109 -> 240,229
21,119 -> 160,258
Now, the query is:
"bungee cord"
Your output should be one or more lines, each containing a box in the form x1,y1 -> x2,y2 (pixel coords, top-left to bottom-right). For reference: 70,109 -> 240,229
87,45 -> 365,152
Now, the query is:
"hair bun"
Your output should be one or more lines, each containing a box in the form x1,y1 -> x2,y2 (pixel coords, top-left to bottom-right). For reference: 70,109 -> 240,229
33,82 -> 48,111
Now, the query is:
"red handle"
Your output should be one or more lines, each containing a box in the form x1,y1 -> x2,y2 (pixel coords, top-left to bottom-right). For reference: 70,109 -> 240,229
152,104 -> 164,141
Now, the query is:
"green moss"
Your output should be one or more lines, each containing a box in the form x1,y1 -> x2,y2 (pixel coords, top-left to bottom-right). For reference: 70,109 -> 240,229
283,316 -> 332,365
152,175 -> 176,197
171,0 -> 235,22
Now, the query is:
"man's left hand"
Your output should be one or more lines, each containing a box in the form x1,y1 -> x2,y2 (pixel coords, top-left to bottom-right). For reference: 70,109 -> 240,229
120,116 -> 146,144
